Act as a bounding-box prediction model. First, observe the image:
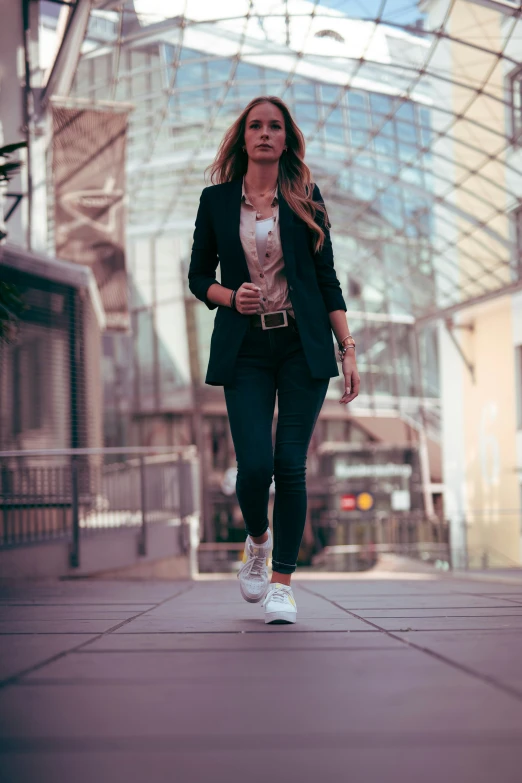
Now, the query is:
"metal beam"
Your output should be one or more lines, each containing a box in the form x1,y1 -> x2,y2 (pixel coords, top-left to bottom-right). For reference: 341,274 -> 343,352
465,0 -> 522,17
4,193 -> 24,223
414,278 -> 522,326
39,0 -> 93,113
444,319 -> 475,384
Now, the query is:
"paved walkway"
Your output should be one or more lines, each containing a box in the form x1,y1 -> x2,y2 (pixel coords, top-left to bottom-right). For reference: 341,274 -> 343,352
1,569 -> 522,782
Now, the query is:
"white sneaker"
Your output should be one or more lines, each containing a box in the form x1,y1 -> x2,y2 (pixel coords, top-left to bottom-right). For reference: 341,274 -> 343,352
237,528 -> 272,603
262,583 -> 297,624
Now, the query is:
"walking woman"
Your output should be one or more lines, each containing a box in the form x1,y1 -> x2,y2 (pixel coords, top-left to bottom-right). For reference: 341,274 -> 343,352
188,96 -> 360,624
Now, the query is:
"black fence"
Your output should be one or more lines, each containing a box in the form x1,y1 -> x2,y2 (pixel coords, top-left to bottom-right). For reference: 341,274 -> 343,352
0,447 -> 199,567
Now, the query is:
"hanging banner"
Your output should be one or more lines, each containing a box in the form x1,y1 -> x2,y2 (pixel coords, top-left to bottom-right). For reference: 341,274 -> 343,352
51,104 -> 130,331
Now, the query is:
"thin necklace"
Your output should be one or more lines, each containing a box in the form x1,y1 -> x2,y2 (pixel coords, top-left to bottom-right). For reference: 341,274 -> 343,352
245,181 -> 277,200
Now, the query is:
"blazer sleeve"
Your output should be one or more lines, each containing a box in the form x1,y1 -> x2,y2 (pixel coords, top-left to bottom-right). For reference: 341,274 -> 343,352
188,187 -> 220,310
311,184 -> 347,313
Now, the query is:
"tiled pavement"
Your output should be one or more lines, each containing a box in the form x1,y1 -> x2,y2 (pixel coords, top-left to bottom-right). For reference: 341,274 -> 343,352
1,571 -> 522,782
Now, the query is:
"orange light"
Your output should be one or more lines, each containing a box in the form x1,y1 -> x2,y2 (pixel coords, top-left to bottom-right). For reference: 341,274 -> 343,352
356,492 -> 374,511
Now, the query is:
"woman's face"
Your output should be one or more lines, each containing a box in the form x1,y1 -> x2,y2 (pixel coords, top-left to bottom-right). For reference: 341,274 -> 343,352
243,102 -> 286,164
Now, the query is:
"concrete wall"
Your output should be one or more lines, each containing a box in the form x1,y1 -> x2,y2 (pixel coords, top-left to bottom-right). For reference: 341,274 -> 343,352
0,520 -> 190,580
458,297 -> 519,566
425,0 -> 521,566
0,0 -> 27,247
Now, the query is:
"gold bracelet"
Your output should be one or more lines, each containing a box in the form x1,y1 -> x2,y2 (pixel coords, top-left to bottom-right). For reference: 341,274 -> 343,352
338,334 -> 356,350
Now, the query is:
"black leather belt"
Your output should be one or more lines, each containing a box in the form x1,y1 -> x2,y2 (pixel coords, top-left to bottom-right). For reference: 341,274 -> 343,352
250,311 -> 296,330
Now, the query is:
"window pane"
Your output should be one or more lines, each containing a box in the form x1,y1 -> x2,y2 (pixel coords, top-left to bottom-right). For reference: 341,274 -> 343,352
350,109 -> 370,129
348,90 -> 366,110
293,82 -> 316,101
370,93 -> 393,116
208,58 -> 232,83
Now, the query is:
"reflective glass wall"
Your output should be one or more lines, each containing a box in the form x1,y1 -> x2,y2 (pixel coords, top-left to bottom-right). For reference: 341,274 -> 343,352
65,4 -> 439,419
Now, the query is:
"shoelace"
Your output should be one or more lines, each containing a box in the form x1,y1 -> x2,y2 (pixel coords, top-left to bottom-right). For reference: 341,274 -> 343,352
263,584 -> 292,606
237,546 -> 267,580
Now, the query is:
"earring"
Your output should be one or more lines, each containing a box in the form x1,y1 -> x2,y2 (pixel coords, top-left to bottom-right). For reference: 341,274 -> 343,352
242,146 -> 246,152
284,146 -> 288,152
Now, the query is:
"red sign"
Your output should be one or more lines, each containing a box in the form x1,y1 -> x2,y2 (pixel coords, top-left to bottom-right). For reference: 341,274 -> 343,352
340,494 -> 356,511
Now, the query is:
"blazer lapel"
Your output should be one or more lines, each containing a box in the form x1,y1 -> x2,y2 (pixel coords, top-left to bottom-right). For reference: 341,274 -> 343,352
277,188 -> 296,279
226,179 -> 251,283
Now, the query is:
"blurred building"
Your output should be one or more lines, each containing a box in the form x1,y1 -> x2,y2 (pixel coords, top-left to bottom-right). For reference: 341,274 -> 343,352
56,1 -> 442,551
0,244 -> 104,453
3,1 -> 520,566
421,0 -> 522,567
0,0 -> 104,458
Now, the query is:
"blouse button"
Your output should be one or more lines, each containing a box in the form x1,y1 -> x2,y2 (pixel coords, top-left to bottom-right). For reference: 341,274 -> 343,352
268,231 -> 272,235
260,273 -> 264,278
265,253 -> 270,258
263,297 -> 267,301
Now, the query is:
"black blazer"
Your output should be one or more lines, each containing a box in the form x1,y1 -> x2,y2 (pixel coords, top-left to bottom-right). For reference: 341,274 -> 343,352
188,179 -> 347,386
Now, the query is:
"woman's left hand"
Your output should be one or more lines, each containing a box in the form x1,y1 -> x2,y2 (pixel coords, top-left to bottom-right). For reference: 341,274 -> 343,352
339,352 -> 360,405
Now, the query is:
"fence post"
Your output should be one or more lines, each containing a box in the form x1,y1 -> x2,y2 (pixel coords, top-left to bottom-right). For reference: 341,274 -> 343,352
138,456 -> 147,556
179,456 -> 201,579
447,518 -> 453,571
70,456 -> 80,568
1,464 -> 10,546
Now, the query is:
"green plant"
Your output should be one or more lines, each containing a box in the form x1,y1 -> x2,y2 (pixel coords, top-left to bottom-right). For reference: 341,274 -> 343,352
1,140 -> 28,343
0,281 -> 25,344
0,141 -> 27,184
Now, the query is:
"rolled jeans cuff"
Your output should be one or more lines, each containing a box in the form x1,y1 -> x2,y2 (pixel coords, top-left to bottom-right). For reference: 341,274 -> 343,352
271,558 -> 296,575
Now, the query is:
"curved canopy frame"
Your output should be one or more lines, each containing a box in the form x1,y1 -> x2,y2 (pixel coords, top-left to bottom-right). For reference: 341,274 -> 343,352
57,0 -> 522,321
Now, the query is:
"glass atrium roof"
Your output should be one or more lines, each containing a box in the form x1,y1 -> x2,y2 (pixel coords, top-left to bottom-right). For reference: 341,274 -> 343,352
44,0 -> 522,322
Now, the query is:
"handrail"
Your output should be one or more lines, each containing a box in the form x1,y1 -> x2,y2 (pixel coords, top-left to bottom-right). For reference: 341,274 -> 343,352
0,446 -> 198,457
0,449 -> 200,567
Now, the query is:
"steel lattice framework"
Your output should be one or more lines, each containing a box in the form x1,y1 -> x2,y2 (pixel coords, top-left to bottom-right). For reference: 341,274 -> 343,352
55,0 -> 522,324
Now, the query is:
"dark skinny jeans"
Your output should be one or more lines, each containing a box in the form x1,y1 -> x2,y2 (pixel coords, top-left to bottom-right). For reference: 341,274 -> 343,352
223,316 -> 329,574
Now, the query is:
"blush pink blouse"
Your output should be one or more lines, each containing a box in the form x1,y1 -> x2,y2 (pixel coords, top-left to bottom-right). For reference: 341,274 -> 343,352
239,179 -> 295,318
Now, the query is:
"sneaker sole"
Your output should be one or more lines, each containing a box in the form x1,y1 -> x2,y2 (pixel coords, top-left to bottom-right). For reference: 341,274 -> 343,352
239,582 -> 269,604
265,611 -> 297,624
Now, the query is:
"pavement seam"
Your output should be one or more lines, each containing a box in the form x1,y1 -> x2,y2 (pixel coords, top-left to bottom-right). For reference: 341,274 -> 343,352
0,583 -> 194,691
73,646 -> 404,653
1,731 -> 522,753
0,603 -> 158,607
481,596 -> 522,606
328,598 -> 522,616
297,584 -> 522,702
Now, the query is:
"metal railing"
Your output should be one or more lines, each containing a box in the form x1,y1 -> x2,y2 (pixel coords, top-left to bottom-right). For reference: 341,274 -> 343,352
0,447 -> 200,567
314,541 -> 451,572
450,544 -> 522,573
195,513 -> 451,574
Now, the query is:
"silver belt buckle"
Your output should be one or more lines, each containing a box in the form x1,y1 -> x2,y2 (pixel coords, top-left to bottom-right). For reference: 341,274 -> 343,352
261,310 -> 288,330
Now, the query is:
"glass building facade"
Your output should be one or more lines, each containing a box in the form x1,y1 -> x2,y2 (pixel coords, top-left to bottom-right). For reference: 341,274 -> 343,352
60,1 -> 447,421
33,1 -> 522,562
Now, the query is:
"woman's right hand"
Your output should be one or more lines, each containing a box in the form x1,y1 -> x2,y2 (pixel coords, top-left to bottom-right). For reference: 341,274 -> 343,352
234,283 -> 262,315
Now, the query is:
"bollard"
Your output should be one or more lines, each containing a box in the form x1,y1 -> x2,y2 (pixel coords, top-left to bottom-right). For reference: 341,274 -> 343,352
138,456 -> 147,556
70,456 -> 80,568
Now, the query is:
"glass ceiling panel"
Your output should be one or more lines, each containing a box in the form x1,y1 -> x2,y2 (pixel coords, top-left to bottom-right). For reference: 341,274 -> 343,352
51,0 -> 522,320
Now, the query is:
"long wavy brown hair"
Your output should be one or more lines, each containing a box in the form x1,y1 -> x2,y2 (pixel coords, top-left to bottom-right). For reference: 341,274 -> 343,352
207,96 -> 328,252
